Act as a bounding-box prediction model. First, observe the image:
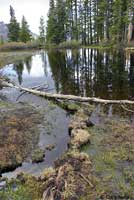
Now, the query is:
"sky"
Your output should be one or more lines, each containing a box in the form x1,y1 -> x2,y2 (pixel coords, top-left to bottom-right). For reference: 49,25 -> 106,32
0,0 -> 49,34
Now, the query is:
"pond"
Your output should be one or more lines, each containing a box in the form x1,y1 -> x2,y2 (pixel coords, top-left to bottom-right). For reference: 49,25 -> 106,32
1,49 -> 134,100
0,48 -> 134,178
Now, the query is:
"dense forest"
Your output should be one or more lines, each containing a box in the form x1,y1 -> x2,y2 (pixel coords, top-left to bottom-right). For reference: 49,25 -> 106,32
46,0 -> 134,45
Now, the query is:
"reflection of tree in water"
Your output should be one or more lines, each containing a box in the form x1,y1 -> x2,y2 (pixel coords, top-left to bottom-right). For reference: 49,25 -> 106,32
24,56 -> 32,74
48,50 -> 89,95
48,51 -> 67,92
93,50 -> 113,99
47,49 -> 134,99
129,53 -> 134,99
40,51 -> 48,77
13,61 -> 24,85
112,51 -> 128,100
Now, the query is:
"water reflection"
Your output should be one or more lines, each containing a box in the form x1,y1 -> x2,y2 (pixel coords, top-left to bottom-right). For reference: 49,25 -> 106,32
2,49 -> 134,100
48,49 -> 134,100
13,61 -> 24,85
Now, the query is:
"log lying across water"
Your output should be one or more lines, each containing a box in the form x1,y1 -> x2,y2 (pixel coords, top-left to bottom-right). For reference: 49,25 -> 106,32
1,80 -> 134,105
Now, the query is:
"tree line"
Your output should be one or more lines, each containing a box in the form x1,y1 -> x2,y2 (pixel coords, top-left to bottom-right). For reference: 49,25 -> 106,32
8,5 -> 31,42
46,0 -> 134,45
8,5 -> 46,44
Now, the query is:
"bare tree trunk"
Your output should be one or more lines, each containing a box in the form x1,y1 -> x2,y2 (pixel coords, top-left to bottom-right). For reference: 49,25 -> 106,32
127,23 -> 133,43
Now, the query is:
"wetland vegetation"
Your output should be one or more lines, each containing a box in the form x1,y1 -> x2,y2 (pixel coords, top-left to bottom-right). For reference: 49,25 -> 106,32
1,0 -> 134,199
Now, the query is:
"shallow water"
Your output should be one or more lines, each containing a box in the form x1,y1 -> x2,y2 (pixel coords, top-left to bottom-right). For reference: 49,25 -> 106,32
0,50 -> 70,178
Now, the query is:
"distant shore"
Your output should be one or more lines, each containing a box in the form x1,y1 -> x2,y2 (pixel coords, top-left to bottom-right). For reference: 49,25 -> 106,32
0,41 -> 134,52
0,42 -> 40,52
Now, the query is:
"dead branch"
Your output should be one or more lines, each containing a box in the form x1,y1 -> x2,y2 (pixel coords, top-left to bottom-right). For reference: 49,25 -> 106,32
78,173 -> 93,188
121,104 -> 134,113
16,83 -> 49,101
2,80 -> 134,105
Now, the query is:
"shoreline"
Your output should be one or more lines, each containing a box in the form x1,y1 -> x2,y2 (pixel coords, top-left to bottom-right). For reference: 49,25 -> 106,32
0,42 -> 134,52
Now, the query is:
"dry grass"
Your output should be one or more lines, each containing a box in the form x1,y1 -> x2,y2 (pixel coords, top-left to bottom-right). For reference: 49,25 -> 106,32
0,41 -> 39,51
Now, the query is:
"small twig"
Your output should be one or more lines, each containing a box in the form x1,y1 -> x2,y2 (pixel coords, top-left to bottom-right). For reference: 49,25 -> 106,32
16,91 -> 27,101
78,172 -> 93,188
16,83 -> 49,101
45,88 -> 55,92
121,104 -> 134,113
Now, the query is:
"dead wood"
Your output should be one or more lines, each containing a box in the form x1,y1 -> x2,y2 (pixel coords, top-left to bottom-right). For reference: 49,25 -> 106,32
78,172 -> 93,188
2,80 -> 134,105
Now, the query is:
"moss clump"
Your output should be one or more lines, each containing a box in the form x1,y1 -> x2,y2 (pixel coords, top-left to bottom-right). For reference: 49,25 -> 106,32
69,109 -> 92,149
59,101 -> 80,113
31,149 -> 45,163
70,129 -> 91,148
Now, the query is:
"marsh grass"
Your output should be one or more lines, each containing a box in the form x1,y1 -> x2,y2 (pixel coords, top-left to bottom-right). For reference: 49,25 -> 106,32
82,111 -> 134,199
0,42 -> 39,51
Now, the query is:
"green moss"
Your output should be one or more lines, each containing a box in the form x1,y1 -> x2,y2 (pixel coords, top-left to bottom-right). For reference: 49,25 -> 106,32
59,101 -> 80,112
31,149 -> 45,163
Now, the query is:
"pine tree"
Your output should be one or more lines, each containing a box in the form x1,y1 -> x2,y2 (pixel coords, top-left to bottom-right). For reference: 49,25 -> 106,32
39,16 -> 46,44
8,5 -> 20,42
46,0 -> 57,43
111,0 -> 128,42
55,0 -> 66,43
20,16 -> 31,43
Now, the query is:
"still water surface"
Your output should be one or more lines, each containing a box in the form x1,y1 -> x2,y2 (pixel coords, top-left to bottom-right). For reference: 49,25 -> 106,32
2,48 -> 134,100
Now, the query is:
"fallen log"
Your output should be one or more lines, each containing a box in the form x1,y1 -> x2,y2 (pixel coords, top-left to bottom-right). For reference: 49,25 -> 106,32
2,80 -> 134,105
